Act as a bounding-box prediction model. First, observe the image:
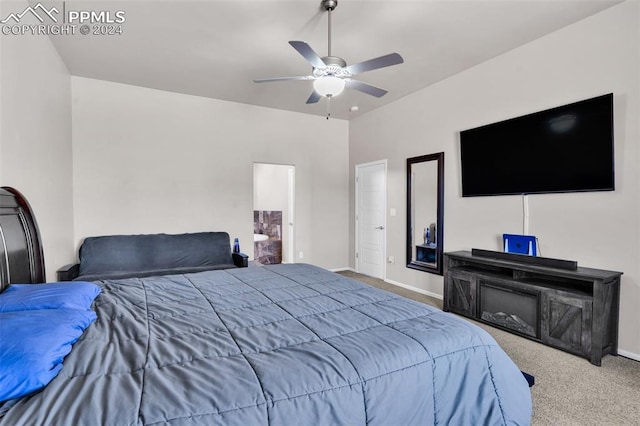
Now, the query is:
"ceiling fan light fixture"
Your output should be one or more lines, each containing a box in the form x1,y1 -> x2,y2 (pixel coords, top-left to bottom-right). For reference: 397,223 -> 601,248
253,0 -> 404,113
313,76 -> 345,97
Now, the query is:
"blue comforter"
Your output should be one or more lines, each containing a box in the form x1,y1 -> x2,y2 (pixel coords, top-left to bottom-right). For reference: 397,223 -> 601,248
1,264 -> 531,425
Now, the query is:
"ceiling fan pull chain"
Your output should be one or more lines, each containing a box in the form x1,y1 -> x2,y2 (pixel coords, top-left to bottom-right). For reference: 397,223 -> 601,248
326,96 -> 331,119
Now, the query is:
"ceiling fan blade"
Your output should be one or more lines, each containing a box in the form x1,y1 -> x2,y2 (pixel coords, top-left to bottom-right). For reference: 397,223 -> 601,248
289,41 -> 327,69
253,76 -> 314,83
306,91 -> 321,104
346,53 -> 404,75
345,80 -> 388,98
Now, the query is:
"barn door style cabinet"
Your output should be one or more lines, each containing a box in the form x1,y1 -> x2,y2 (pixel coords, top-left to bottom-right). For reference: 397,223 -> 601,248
443,250 -> 622,366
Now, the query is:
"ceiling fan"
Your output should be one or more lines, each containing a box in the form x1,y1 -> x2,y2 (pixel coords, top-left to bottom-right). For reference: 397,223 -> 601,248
254,0 -> 404,114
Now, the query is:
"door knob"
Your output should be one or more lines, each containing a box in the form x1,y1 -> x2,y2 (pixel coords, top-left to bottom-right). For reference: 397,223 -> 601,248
375,226 -> 384,230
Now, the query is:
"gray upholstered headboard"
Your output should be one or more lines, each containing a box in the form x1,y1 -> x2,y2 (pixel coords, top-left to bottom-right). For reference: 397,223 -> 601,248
0,187 -> 45,291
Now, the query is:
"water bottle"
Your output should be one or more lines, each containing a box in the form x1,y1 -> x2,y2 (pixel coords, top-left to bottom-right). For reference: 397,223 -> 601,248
425,227 -> 430,245
233,238 -> 240,253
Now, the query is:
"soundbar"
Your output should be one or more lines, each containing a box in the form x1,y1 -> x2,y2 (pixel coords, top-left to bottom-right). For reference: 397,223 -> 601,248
471,249 -> 578,271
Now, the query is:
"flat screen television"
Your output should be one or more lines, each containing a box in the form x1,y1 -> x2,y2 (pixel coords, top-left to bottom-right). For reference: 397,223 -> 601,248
460,93 -> 614,197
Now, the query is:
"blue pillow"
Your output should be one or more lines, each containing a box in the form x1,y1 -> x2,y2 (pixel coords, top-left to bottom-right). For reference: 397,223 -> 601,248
0,282 -> 100,313
0,308 -> 97,402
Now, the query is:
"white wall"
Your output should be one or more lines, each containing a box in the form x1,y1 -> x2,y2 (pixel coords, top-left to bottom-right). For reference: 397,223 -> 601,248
71,77 -> 349,270
0,0 -> 74,281
349,2 -> 640,357
411,160 -> 438,254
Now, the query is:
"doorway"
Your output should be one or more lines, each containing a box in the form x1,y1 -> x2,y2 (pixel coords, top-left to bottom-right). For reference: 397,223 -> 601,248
253,163 -> 295,264
355,160 -> 387,279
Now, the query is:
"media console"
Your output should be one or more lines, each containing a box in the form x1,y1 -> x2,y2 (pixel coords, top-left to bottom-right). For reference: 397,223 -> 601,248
444,250 -> 622,366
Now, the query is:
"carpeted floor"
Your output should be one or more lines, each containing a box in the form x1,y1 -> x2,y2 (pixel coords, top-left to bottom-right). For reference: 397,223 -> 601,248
337,270 -> 640,425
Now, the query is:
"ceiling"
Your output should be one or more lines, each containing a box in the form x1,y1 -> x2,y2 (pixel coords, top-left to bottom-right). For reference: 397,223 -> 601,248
48,0 -> 621,120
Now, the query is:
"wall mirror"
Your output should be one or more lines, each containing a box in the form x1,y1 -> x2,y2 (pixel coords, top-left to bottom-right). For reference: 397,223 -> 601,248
406,152 -> 444,275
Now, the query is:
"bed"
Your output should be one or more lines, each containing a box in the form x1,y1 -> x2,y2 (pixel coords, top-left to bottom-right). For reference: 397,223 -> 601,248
0,187 -> 532,425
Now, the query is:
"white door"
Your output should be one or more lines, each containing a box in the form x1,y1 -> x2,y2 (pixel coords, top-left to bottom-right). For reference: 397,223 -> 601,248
253,163 -> 295,264
287,167 -> 295,263
356,160 -> 386,279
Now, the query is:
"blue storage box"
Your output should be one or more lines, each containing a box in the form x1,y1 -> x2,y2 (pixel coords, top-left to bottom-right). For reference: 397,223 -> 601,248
503,234 -> 537,256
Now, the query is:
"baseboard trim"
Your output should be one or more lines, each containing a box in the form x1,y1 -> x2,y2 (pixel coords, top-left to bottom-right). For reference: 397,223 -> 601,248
331,268 -> 443,300
329,267 -> 354,272
617,349 -> 640,362
384,278 -> 443,300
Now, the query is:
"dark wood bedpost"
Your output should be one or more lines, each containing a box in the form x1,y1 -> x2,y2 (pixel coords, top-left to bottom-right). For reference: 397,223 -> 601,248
0,186 -> 46,290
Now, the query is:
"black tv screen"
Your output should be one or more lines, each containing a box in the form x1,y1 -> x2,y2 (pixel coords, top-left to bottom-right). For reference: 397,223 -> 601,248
460,93 -> 614,197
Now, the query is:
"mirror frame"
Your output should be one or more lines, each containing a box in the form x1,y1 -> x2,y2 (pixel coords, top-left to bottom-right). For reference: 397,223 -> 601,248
406,152 -> 445,275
